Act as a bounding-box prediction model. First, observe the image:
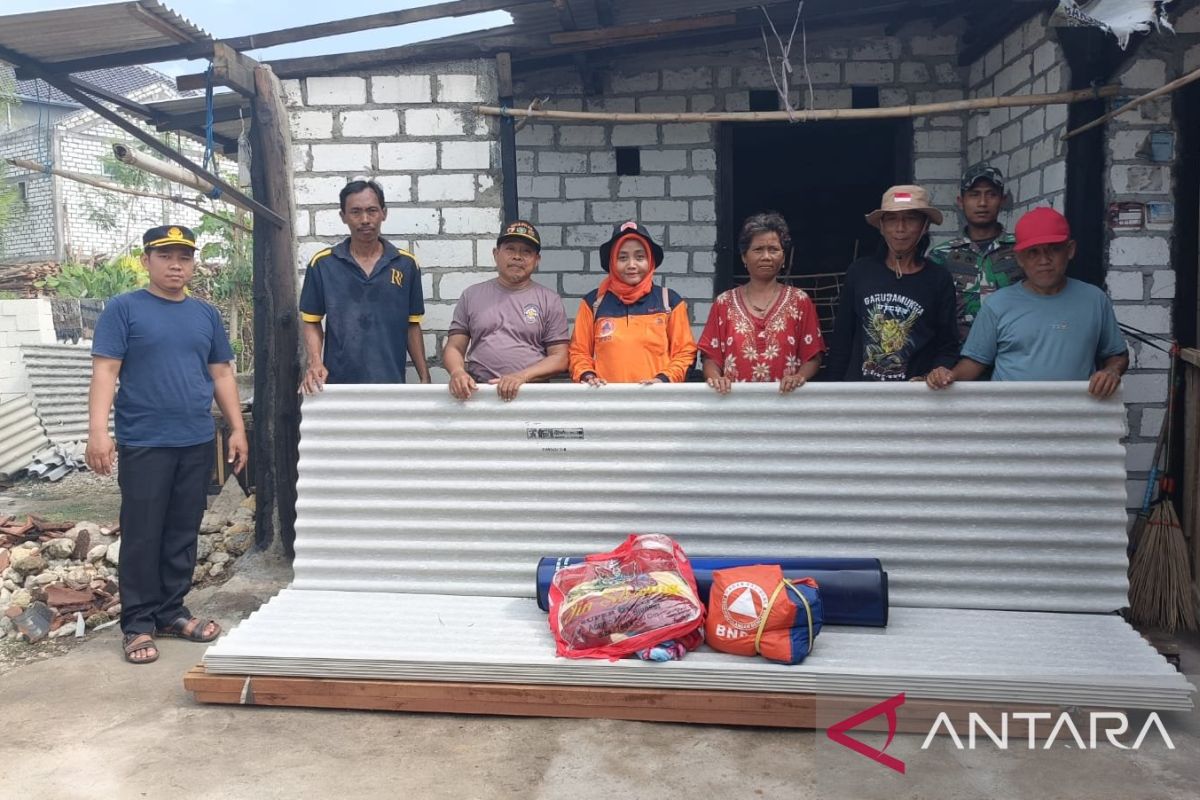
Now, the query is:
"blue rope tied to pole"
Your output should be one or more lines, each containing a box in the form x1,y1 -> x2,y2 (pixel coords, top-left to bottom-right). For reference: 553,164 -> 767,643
202,64 -> 222,200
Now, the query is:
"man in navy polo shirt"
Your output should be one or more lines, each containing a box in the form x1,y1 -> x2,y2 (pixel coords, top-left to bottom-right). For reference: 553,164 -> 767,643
299,179 -> 430,392
87,224 -> 247,665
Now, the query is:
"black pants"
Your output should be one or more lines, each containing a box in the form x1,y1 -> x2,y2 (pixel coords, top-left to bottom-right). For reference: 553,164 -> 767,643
117,441 -> 213,635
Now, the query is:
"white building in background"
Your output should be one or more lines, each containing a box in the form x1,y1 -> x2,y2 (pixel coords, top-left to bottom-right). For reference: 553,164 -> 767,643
0,63 -> 203,263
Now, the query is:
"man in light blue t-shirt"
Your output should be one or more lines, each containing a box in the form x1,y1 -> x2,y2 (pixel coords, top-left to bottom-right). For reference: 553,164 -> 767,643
926,207 -> 1128,398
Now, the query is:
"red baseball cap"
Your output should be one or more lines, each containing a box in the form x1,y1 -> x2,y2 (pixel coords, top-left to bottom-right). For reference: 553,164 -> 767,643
1014,207 -> 1071,252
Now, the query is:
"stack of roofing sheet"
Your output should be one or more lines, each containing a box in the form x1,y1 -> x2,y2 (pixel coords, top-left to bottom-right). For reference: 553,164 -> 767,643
21,344 -> 108,444
203,384 -> 1195,711
0,395 -> 50,480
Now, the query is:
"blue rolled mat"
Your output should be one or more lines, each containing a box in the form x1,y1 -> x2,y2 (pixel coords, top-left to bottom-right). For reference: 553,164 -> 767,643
535,556 -> 889,627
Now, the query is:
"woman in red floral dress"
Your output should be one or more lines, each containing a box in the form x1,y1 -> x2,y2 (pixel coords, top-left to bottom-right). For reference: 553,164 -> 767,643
699,212 -> 825,393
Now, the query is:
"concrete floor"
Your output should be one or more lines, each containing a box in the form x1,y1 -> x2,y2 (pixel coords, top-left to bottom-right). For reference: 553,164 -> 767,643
2,549 -> 1198,800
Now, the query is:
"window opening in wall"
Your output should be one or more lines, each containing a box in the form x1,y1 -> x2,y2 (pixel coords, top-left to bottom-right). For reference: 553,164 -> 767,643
716,118 -> 912,337
851,87 -> 880,109
749,90 -> 781,112
17,181 -> 28,205
615,147 -> 641,176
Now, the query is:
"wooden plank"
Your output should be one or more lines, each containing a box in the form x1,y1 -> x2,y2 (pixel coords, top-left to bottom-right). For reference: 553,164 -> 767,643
183,667 -> 1066,734
213,43 -> 259,98
221,0 -> 544,51
1184,357 -> 1200,599
249,65 -> 301,555
0,43 -> 284,229
549,13 -> 737,45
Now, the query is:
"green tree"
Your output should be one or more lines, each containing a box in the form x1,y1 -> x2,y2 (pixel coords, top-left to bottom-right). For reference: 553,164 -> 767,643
192,209 -> 254,372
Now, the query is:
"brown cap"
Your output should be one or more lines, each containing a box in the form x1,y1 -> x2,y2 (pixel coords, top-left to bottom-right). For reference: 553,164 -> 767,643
865,185 -> 944,228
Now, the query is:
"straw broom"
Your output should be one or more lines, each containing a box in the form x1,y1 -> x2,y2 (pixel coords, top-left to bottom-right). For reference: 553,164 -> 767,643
1128,352 -> 1198,632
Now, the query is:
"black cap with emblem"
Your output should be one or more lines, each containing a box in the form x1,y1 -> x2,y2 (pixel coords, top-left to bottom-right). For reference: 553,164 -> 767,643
142,224 -> 197,250
497,220 -> 541,251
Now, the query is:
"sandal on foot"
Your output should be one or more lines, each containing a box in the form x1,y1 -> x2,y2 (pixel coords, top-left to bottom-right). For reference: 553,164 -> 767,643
156,616 -> 221,642
123,633 -> 159,665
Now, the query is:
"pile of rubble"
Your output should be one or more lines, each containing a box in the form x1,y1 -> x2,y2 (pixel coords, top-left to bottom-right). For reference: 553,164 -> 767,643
26,443 -> 89,482
0,479 -> 257,642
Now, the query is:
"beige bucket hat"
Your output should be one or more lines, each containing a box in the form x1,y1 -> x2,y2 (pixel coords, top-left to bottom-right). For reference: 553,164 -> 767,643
865,185 -> 944,228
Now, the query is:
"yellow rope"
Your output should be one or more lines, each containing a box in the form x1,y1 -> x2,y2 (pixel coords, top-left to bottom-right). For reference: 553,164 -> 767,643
753,579 -> 815,658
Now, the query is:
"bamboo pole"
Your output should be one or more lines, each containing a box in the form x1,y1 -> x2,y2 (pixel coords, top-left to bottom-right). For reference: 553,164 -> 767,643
477,85 -> 1121,124
1062,66 -> 1200,140
5,157 -> 252,233
111,143 -> 261,219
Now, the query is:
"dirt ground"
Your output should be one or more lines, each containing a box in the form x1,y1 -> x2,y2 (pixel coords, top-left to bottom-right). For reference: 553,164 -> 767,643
1,476 -> 1197,800
0,468 -> 122,524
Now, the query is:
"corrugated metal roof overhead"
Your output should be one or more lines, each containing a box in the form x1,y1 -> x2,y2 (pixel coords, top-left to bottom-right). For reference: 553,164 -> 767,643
0,0 -> 209,67
21,344 -> 109,445
0,395 -> 50,479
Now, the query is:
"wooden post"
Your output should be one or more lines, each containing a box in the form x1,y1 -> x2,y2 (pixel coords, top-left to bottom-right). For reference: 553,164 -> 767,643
496,53 -> 519,223
250,65 -> 301,556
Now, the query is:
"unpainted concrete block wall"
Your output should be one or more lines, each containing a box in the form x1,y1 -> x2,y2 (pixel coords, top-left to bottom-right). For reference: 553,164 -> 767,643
284,61 -> 502,380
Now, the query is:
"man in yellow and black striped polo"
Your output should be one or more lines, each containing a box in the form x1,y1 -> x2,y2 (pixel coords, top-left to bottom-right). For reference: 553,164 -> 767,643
299,179 -> 430,393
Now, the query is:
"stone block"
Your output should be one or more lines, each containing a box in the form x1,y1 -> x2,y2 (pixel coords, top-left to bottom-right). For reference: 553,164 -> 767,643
640,200 -> 689,222
611,124 -> 660,147
692,149 -> 717,171
437,75 -> 485,103
537,249 -> 586,272
640,149 -> 688,173
586,97 -> 636,113
516,151 -> 535,173
617,176 -> 665,198
1017,172 -> 1041,202
313,209 -> 346,236
372,75 -> 432,104
993,55 -> 1032,96
1150,270 -> 1175,300
1112,303 -> 1171,335
911,34 -> 957,56
378,142 -> 438,171
662,276 -> 714,301
690,95 -> 717,113
281,79 -> 303,107
639,96 -> 688,114
537,201 -> 586,224
538,151 -> 588,174
914,130 -> 962,153
1121,371 -> 1170,405
693,250 -> 717,273
441,141 -> 492,170
340,109 -> 399,138
1139,406 -> 1166,438
294,176 -> 347,206
1109,165 -> 1168,195
662,67 -> 713,91
1043,161 -> 1066,194
412,239 -> 474,269
418,174 -> 476,202
306,76 -> 365,105
1000,121 -> 1022,152
591,200 -> 637,223
662,124 -> 711,145
562,272 -> 601,296
1109,130 -> 1149,161
405,109 -> 465,137
516,124 -> 554,146
310,144 -> 372,173
443,207 -> 501,235
692,200 -> 716,222
290,111 -> 333,140
1009,146 -> 1030,178
1033,41 -> 1058,76
914,157 -> 962,182
381,207 -> 441,236
564,224 -> 614,247
564,177 -> 612,199
1109,236 -> 1170,266
1021,107 -> 1045,141
934,63 -> 960,85
611,71 -> 659,92
844,62 -> 894,84
668,225 -> 717,248
851,38 -> 900,60
1105,270 -> 1145,301
670,175 -> 714,197
590,151 -> 616,173
899,62 -> 929,83
559,126 -> 608,148
517,175 -> 561,198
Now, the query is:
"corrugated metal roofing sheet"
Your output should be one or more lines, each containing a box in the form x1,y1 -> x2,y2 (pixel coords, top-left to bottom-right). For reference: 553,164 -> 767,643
16,65 -> 173,106
21,343 -> 107,444
206,383 -> 1192,712
203,592 -> 1194,710
0,0 -> 209,66
291,383 -> 1130,613
0,395 -> 50,479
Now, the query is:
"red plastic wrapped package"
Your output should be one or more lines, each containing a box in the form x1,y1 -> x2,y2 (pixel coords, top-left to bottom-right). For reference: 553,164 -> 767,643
547,534 -> 705,660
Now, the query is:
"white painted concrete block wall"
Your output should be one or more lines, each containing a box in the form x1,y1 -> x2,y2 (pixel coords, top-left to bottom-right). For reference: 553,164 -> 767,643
0,299 -> 57,402
0,125 -> 57,260
1106,18 -> 1200,505
285,61 -> 501,379
965,12 -> 1069,217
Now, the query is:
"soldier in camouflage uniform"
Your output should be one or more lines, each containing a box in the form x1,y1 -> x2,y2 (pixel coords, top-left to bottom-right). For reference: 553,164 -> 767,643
927,164 -> 1024,342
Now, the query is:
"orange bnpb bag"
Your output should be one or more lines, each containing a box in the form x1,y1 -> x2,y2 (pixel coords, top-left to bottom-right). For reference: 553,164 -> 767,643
706,565 -> 822,665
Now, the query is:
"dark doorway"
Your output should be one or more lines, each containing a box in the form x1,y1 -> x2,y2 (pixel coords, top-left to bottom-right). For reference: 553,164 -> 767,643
715,119 -> 912,332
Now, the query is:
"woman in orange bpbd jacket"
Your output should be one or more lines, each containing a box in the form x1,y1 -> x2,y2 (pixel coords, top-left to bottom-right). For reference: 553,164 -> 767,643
569,222 -> 698,385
